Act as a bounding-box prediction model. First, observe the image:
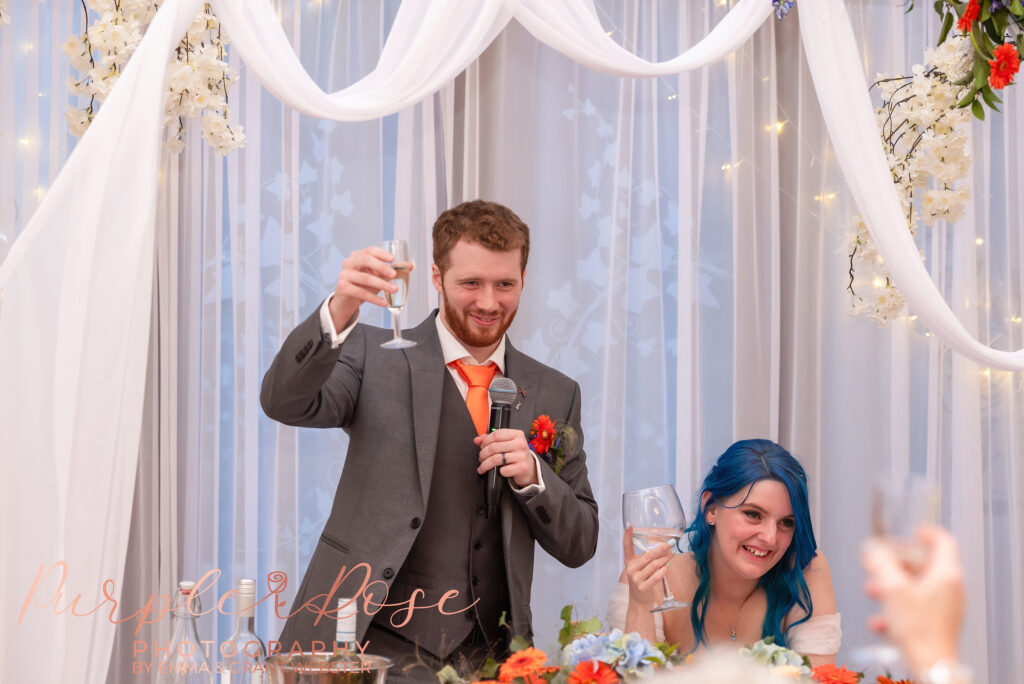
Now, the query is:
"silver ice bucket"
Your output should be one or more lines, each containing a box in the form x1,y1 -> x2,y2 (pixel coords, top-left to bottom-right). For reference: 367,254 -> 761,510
266,652 -> 393,684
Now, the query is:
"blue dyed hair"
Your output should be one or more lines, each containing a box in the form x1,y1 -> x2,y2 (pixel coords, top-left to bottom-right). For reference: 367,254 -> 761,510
686,439 -> 816,649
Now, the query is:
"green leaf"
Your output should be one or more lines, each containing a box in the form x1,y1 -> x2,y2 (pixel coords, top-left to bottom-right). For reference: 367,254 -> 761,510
509,636 -> 531,652
1011,0 -> 1024,18
499,611 -> 510,628
971,23 -> 994,60
972,58 -> 989,89
980,85 -> 1003,110
994,10 -> 1009,37
984,18 -> 1002,43
560,605 -> 573,623
436,665 -> 462,684
972,98 -> 986,119
938,10 -> 955,44
980,1 -> 991,22
480,658 -> 500,679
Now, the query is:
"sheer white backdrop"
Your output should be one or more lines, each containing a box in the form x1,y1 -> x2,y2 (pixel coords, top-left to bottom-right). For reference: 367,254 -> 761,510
1,1 -> 1022,683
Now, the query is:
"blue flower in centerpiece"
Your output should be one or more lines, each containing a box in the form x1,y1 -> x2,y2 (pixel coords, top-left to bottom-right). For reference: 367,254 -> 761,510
772,0 -> 795,18
563,633 -> 611,666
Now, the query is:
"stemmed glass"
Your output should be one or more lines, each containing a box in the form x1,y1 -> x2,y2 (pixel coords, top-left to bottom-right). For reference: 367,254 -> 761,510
379,240 -> 416,349
622,485 -> 689,613
850,476 -> 940,676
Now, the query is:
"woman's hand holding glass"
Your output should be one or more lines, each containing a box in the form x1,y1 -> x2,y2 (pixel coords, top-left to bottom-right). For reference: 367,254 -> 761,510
621,526 -> 674,606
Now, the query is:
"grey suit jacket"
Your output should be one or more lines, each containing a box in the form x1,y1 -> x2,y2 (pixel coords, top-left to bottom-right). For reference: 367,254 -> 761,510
260,308 -> 599,645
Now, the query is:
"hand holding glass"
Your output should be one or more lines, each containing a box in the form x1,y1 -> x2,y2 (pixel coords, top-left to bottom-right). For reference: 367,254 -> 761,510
850,476 -> 940,675
622,485 -> 689,613
379,240 -> 416,349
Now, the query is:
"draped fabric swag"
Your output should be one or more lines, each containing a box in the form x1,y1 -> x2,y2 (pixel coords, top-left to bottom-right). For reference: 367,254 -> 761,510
0,1 -> 1021,682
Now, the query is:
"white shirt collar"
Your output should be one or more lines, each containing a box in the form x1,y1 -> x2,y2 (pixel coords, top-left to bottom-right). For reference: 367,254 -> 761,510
434,311 -> 506,373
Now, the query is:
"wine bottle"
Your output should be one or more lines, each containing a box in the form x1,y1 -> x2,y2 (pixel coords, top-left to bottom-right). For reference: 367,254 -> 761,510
327,597 -> 363,673
219,579 -> 267,684
158,581 -> 214,684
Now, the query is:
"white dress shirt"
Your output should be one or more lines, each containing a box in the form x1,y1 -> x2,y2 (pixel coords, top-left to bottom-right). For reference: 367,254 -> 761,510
320,296 -> 545,495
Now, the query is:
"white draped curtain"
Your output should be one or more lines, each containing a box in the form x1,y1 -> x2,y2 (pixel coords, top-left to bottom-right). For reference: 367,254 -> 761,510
1,1 -> 1022,683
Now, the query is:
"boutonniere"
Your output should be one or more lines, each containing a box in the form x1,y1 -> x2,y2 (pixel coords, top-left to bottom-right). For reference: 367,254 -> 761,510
528,414 -> 577,477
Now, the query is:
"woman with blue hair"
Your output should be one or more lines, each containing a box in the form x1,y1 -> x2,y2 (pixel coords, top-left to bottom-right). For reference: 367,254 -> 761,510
610,439 -> 840,665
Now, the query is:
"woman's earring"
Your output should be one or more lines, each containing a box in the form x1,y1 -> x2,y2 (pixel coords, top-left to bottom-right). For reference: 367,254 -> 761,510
708,519 -> 715,526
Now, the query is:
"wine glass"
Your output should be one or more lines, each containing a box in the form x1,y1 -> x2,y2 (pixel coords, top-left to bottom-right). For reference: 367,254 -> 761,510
849,476 -> 940,677
379,240 -> 416,349
622,485 -> 689,613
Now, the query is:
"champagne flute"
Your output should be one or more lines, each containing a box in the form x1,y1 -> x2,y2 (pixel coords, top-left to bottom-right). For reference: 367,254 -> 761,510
379,240 -> 416,349
850,476 -> 940,676
622,485 -> 689,613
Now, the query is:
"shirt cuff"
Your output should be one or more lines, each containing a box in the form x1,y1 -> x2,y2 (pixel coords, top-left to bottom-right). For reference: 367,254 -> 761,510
509,450 -> 546,497
319,294 -> 359,349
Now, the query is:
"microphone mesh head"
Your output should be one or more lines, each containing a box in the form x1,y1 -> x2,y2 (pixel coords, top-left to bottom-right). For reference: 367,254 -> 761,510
488,376 -> 518,405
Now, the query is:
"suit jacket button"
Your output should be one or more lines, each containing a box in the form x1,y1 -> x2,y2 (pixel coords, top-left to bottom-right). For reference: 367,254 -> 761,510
473,541 -> 483,551
410,517 -> 421,529
475,505 -> 485,516
382,567 -> 394,579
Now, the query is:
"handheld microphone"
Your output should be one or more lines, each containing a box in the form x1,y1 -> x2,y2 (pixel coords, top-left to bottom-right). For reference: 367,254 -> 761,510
485,377 -> 518,519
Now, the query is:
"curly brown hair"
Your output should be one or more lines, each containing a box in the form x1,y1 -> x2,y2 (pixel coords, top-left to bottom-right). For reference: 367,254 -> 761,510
432,200 -> 530,274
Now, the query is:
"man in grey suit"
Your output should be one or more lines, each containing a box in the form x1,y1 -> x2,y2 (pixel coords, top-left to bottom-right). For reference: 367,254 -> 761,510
260,200 -> 598,681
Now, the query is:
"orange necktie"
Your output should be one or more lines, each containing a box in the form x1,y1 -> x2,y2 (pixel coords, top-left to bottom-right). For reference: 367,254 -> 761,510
448,359 -> 499,436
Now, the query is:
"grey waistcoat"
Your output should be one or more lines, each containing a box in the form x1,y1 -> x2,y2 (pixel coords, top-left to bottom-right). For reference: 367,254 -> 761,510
370,372 -> 509,658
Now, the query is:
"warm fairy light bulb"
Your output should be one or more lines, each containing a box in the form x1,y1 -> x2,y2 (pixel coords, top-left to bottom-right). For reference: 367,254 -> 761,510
32,187 -> 45,199
667,94 -> 678,101
981,368 -> 991,377
975,237 -> 984,245
873,277 -> 885,289
18,137 -> 31,147
909,315 -> 918,321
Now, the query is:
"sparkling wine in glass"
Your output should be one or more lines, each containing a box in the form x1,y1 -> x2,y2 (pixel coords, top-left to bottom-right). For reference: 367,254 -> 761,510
850,475 -> 940,677
380,240 -> 416,349
622,485 -> 689,613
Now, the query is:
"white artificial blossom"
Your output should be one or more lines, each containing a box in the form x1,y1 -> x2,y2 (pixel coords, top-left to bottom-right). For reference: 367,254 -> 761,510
62,0 -> 244,155
0,1 -> 10,25
847,35 -> 973,325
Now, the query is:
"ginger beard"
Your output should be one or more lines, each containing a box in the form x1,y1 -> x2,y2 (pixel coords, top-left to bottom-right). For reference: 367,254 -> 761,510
439,282 -> 519,349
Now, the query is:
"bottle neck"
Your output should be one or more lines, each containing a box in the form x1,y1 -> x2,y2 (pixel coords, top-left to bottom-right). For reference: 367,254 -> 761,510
232,612 -> 257,636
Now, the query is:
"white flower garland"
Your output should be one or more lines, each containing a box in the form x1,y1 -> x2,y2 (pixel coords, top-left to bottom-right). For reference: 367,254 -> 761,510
847,35 -> 974,325
62,0 -> 245,156
0,2 -> 10,25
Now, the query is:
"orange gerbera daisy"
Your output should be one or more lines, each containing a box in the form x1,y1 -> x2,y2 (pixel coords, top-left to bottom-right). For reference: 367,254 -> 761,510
811,663 -> 861,684
567,660 -> 619,684
876,676 -> 912,684
989,43 -> 1021,90
957,0 -> 980,33
498,648 -> 549,682
529,414 -> 556,454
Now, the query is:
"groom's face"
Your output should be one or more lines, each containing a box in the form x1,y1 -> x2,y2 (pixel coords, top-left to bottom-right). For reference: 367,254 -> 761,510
432,239 -> 524,356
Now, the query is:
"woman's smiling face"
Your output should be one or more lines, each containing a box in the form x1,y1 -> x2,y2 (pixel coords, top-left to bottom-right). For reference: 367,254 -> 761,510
706,479 -> 796,580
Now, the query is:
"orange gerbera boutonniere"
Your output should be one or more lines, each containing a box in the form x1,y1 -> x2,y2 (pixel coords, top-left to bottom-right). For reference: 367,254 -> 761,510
567,660 -> 619,684
528,414 -> 577,476
811,663 -> 862,683
498,647 -> 548,682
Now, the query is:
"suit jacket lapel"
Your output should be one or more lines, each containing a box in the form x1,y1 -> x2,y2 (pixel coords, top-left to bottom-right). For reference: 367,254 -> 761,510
404,312 -> 446,503
504,339 -> 539,438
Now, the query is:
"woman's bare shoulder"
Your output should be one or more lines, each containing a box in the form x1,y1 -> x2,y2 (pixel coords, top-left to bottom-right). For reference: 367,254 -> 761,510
799,550 -> 837,616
